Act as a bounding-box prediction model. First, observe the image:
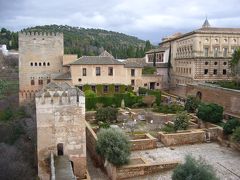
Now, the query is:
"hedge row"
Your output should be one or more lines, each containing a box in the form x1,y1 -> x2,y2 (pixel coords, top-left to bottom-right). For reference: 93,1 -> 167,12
86,93 -> 142,110
82,84 -> 132,96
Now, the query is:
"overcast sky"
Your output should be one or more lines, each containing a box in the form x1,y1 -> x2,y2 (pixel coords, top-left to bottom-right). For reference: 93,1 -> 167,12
1,0 -> 240,44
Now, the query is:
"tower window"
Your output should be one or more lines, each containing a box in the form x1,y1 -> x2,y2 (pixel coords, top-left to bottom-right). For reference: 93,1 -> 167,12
35,62 -> 37,66
30,62 -> 33,66
214,62 -> 218,65
47,62 -> 50,66
204,69 -> 208,75
43,62 -> 46,66
39,62 -> 42,66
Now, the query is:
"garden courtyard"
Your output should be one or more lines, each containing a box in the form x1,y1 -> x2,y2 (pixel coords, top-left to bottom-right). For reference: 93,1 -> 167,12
130,143 -> 240,180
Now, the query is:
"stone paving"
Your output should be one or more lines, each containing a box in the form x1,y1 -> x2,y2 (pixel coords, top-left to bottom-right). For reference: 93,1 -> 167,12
130,143 -> 240,180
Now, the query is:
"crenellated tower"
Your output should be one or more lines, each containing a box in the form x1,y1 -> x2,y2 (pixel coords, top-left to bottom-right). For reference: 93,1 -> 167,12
35,82 -> 86,179
18,31 -> 64,104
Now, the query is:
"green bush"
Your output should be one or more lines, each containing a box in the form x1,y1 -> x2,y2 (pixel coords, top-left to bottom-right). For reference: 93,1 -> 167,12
0,107 -> 14,122
142,66 -> 156,75
172,155 -> 218,180
161,123 -> 175,133
232,127 -> 240,143
96,128 -> 130,166
223,118 -> 240,135
96,84 -> 103,96
174,111 -> 190,131
96,106 -> 118,123
197,103 -> 223,123
184,96 -> 200,113
84,90 -> 96,98
153,103 -> 184,114
82,84 -> 91,91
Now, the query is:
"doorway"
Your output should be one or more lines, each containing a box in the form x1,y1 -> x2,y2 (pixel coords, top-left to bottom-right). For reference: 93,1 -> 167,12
57,143 -> 64,156
150,82 -> 155,90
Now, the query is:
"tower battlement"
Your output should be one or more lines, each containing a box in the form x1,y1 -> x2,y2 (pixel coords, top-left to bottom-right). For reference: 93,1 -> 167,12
19,31 -> 63,37
35,82 -> 85,107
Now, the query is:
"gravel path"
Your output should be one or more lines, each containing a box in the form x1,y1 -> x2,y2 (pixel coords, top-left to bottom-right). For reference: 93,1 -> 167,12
130,143 -> 240,180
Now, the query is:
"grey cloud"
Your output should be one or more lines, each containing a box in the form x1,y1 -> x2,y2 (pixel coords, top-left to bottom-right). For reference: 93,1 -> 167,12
1,0 -> 240,43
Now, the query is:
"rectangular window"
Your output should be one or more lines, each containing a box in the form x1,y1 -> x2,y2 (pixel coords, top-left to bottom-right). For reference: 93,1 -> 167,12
108,67 -> 113,76
131,69 -> 135,77
83,68 -> 87,76
96,67 -> 101,76
223,48 -> 228,57
214,47 -> 219,57
114,85 -> 119,93
31,79 -> 35,85
204,47 -> 209,57
148,54 -> 153,62
204,69 -> 208,75
213,69 -> 217,75
38,79 -> 43,85
131,79 -> 135,86
223,69 -> 227,75
103,85 -> 108,93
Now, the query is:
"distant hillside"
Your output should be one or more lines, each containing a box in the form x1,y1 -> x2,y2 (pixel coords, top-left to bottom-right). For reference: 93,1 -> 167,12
22,25 -> 152,58
0,26 -> 153,58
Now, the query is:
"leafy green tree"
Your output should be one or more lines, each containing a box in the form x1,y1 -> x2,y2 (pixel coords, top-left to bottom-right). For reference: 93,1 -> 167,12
232,127 -> 240,143
196,103 -> 223,123
144,40 -> 152,52
96,106 -> 118,123
223,118 -> 240,135
172,155 -> 218,180
84,90 -> 96,98
174,111 -> 190,131
184,96 -> 200,113
96,128 -> 130,166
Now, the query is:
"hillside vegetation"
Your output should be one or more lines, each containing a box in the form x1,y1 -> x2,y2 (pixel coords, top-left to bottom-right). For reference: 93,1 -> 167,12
1,25 -> 153,58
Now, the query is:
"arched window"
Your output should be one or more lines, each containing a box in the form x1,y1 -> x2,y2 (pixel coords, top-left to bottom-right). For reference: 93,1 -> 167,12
30,62 -> 33,66
39,62 -> 42,66
196,91 -> 202,100
43,62 -> 46,66
47,62 -> 50,66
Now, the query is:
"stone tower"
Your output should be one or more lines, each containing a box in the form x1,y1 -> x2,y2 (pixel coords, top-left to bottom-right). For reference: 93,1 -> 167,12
35,82 -> 86,179
18,32 -> 64,104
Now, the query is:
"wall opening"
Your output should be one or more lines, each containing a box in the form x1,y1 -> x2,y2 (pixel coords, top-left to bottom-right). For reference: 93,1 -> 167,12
71,161 -> 74,174
57,143 -> 64,156
196,91 -> 202,100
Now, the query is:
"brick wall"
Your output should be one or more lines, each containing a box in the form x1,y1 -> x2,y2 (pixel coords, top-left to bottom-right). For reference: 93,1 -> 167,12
158,130 -> 206,146
130,133 -> 157,151
186,84 -> 240,116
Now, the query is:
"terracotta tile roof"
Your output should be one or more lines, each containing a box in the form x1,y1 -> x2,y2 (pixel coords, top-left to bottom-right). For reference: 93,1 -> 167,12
70,56 -> 123,65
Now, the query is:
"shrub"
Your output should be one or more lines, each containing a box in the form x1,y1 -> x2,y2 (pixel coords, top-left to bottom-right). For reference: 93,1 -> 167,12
174,111 -> 190,131
82,84 -> 91,92
84,90 -> 96,98
232,127 -> 240,143
96,128 -> 130,166
223,118 -> 240,135
197,103 -> 223,123
161,123 -> 175,133
96,106 -> 118,123
153,103 -> 184,114
172,155 -> 218,180
142,66 -> 156,75
184,96 -> 200,113
0,107 -> 14,122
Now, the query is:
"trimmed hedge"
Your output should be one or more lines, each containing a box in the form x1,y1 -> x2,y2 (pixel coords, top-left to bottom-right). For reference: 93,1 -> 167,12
86,93 -> 142,110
